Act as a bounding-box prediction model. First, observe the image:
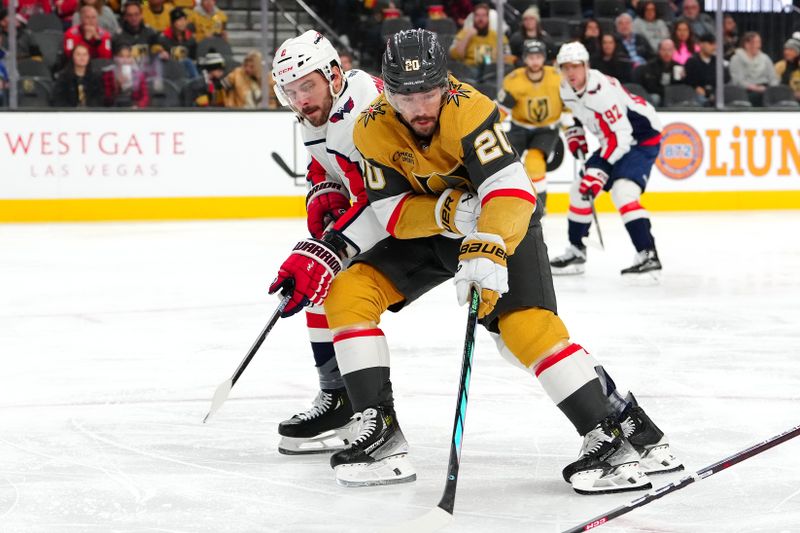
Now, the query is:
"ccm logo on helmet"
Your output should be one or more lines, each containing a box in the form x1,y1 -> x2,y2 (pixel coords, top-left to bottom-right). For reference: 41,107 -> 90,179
278,66 -> 294,75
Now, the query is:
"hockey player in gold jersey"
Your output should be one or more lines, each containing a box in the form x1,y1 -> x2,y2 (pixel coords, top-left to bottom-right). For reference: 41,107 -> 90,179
268,30 -> 682,491
497,39 -> 564,211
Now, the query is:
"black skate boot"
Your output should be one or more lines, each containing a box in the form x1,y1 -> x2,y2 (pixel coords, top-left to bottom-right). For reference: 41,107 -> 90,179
550,245 -> 587,275
562,416 -> 651,495
620,249 -> 661,277
278,388 -> 358,455
619,393 -> 683,475
330,405 -> 416,487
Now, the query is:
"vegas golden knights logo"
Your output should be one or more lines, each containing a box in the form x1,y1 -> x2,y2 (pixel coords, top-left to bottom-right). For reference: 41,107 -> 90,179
528,97 -> 549,123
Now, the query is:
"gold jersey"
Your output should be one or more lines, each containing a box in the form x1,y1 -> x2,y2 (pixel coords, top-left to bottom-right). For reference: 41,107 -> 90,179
450,29 -> 510,67
498,66 -> 563,128
353,76 -> 536,254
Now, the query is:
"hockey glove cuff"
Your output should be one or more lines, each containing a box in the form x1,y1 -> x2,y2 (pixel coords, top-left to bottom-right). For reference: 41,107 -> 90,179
565,125 -> 588,160
306,180 -> 351,239
455,232 -> 509,319
269,238 -> 343,317
579,167 -> 608,199
435,188 -> 480,238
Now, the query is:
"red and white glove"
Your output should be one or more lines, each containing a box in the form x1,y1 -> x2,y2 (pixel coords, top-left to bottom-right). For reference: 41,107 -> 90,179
565,125 -> 588,159
268,238 -> 343,317
579,167 -> 609,199
434,188 -> 480,238
305,180 -> 351,239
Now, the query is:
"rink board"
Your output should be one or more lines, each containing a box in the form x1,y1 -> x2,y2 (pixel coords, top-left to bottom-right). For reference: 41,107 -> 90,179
1,110 -> 799,221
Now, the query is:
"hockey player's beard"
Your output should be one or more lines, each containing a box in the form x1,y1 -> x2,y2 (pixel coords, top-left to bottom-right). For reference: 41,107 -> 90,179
407,114 -> 439,138
301,98 -> 333,127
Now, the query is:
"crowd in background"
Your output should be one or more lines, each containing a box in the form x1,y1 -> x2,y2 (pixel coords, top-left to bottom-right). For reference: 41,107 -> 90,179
0,0 -> 273,107
319,0 -> 800,108
2,0 -> 800,108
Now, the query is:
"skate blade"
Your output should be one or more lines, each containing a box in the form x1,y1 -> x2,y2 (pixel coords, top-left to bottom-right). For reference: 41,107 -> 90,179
621,269 -> 662,285
570,462 -> 651,495
334,454 -> 417,487
550,264 -> 586,276
379,506 -> 454,533
278,423 -> 357,455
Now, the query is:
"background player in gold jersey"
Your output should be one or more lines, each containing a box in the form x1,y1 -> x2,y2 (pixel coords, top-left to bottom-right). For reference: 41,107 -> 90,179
269,30 -> 681,492
497,39 -> 563,211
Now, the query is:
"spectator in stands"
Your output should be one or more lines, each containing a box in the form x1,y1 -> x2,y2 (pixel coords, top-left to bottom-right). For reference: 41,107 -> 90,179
143,0 -> 172,32
113,1 -> 158,63
0,48 -> 7,105
445,0 -> 473,28
339,50 -> 354,71
671,20 -> 697,65
158,8 -> 197,64
677,0 -> 714,40
2,0 -> 52,22
509,7 -> 553,63
450,3 -> 510,69
722,14 -> 737,60
222,49 -> 262,108
775,33 -> 800,102
52,43 -> 104,106
633,1 -> 669,53
192,0 -> 227,42
72,0 -> 120,34
65,5 -> 112,60
592,33 -> 633,83
182,51 -> 225,106
635,39 -> 683,106
615,13 -> 652,69
730,31 -> 779,106
685,33 -> 727,107
55,0 -> 79,29
1,7 -> 39,60
102,41 -> 148,106
580,18 -> 602,57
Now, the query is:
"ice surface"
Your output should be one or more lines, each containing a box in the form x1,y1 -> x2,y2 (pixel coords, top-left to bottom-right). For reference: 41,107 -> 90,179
1,212 -> 799,533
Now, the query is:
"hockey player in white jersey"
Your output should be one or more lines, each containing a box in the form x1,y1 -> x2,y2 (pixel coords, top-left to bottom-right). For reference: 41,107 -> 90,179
266,31 -> 390,455
550,42 -> 663,277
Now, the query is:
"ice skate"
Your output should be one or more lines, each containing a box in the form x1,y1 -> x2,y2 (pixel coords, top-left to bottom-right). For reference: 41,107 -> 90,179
619,394 -> 683,475
550,245 -> 587,275
620,249 -> 661,280
562,416 -> 651,495
330,405 -> 416,487
278,389 -> 359,455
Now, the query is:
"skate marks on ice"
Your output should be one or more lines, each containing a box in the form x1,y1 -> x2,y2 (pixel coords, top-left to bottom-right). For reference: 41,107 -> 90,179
2,215 -> 800,532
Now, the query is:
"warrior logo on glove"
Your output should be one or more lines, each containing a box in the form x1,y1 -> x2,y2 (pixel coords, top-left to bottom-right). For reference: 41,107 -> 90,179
269,238 -> 343,317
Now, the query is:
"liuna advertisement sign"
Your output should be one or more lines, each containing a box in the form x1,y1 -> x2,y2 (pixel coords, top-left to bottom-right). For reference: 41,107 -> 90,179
0,111 -> 798,221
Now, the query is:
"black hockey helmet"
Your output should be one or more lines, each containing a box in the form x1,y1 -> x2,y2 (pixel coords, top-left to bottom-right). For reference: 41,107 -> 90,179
522,39 -> 547,58
382,29 -> 448,95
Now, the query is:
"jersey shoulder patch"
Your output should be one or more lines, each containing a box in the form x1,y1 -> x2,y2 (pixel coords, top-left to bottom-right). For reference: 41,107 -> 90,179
441,76 -> 497,141
353,94 -> 395,162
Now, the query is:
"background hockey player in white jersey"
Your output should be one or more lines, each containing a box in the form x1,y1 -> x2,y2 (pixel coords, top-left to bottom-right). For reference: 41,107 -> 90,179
266,31 -> 389,455
550,42 -> 663,277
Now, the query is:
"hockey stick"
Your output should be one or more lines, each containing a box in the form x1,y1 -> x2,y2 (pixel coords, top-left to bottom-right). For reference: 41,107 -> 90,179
576,152 -> 605,251
271,151 -> 304,179
381,286 -> 481,533
203,290 -> 293,423
562,423 -> 800,532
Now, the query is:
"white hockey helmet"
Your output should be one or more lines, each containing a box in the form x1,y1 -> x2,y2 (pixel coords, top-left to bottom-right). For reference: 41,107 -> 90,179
271,30 -> 343,107
556,42 -> 590,66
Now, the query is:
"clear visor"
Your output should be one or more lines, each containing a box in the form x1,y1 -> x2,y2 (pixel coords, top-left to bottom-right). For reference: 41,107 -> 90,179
385,86 -> 446,115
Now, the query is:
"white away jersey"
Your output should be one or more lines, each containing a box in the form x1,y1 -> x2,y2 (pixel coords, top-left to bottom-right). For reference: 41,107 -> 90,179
560,69 -> 662,165
299,69 -> 388,257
